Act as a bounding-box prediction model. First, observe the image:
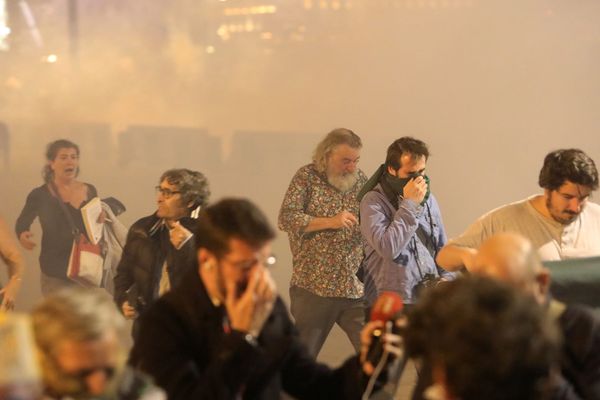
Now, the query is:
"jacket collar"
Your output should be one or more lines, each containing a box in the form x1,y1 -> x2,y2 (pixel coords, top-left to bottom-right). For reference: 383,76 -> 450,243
168,266 -> 224,323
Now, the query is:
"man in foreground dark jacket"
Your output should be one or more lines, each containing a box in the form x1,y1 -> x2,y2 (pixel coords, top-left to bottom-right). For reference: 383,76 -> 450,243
130,198 -> 399,400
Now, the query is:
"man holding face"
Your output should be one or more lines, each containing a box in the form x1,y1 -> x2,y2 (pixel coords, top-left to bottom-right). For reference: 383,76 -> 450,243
130,198 -> 398,400
359,137 -> 454,307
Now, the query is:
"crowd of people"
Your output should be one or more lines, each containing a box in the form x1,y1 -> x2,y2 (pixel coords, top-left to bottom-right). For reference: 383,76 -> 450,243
0,131 -> 599,400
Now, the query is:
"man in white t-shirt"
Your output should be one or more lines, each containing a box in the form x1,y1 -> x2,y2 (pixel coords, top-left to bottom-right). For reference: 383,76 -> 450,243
437,148 -> 600,271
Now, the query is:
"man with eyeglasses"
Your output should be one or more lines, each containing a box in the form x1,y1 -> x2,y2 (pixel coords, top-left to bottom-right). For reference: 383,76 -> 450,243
130,198 -> 402,400
31,287 -> 165,400
113,169 -> 210,332
437,148 -> 600,271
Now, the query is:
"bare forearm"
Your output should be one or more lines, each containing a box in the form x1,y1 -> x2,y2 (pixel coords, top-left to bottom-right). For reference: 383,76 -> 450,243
304,217 -> 337,233
7,255 -> 24,280
0,219 -> 25,279
436,245 -> 477,272
1,247 -> 24,279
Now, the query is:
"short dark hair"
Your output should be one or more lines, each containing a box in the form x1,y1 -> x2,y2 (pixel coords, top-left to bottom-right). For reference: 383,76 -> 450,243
43,139 -> 80,183
160,169 -> 210,210
405,276 -> 559,400
194,198 -> 276,258
385,137 -> 429,170
538,149 -> 598,191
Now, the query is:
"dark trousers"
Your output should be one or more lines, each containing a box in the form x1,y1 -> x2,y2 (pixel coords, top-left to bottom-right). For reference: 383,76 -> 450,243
289,285 -> 366,358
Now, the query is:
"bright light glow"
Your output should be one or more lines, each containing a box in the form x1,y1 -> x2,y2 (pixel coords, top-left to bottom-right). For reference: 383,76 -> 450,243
224,5 -> 277,16
266,256 -> 277,266
205,46 -> 215,54
0,0 -> 8,51
217,25 -> 230,40
44,54 -> 58,63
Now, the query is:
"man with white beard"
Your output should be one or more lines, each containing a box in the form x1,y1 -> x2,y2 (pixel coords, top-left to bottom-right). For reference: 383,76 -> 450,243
278,128 -> 367,357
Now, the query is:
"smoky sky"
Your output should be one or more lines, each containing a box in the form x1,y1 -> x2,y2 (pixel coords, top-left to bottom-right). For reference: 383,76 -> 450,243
1,0 -> 600,363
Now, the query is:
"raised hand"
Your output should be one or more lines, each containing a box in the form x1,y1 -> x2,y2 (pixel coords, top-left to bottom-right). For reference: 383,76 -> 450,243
226,268 -> 275,333
403,176 -> 427,204
168,221 -> 192,249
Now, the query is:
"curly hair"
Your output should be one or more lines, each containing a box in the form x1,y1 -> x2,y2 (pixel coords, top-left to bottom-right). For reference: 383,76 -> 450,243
405,276 -> 559,400
160,168 -> 211,210
538,149 -> 598,191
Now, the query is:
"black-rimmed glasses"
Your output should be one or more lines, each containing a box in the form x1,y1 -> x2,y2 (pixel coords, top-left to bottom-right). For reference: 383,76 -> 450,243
155,186 -> 181,199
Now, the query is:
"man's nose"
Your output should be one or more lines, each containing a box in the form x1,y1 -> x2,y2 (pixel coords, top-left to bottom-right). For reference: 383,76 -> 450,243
567,198 -> 583,213
345,163 -> 357,173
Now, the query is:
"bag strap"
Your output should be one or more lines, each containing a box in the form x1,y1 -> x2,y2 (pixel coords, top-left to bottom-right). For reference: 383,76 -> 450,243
49,182 -> 80,238
380,177 -> 440,279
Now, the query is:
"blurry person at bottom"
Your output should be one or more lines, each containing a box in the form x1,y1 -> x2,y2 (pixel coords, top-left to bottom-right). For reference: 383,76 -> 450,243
30,287 -> 164,400
404,276 -> 560,400
471,233 -> 600,399
0,312 -> 42,400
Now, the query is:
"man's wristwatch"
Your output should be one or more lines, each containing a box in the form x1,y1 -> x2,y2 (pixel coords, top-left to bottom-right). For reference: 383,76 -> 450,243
243,333 -> 259,347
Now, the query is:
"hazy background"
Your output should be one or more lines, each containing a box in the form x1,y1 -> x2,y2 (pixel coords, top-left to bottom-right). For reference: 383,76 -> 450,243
1,0 -> 600,368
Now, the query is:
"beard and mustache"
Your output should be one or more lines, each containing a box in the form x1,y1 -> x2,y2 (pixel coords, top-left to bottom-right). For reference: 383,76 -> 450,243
546,195 -> 582,225
326,171 -> 359,193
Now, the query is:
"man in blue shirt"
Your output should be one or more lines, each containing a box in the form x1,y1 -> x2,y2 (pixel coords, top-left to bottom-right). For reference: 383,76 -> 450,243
359,137 -> 454,306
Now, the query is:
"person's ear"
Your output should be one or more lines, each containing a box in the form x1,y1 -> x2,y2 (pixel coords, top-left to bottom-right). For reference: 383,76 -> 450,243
197,248 -> 205,266
198,249 -> 216,272
387,165 -> 396,176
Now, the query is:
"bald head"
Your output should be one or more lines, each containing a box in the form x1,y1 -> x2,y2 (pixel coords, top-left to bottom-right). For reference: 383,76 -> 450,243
473,233 -> 549,303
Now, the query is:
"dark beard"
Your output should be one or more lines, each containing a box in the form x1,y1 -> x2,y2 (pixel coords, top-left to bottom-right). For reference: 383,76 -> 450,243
545,196 -> 579,224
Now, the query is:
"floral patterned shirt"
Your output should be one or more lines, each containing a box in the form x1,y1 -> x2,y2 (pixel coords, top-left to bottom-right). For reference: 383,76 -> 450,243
278,164 -> 367,298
